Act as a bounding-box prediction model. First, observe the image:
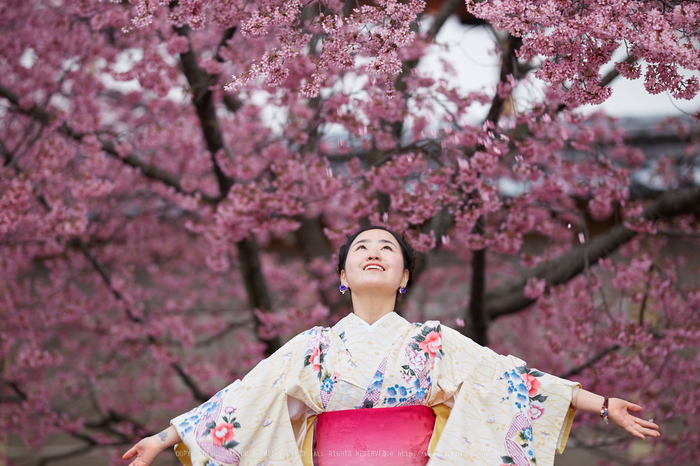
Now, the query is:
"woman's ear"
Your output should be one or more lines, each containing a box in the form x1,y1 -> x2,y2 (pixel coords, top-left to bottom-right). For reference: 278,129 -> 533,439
340,270 -> 348,287
401,269 -> 409,288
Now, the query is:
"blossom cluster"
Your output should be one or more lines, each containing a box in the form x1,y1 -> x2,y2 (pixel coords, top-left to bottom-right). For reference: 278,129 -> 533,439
1,0 -> 699,464
469,0 -> 700,106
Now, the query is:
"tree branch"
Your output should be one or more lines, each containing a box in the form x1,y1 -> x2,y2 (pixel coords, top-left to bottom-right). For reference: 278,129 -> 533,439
173,26 -> 281,353
237,238 -> 283,354
427,0 -> 466,40
462,33 -> 524,344
173,25 -> 234,197
171,362 -> 213,402
37,444 -> 98,466
75,238 -> 213,402
485,33 -> 522,125
294,216 -> 336,309
0,83 -> 218,204
486,185 -> 700,320
557,345 -> 620,379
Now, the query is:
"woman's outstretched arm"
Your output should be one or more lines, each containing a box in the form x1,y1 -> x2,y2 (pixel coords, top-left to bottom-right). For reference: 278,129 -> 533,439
122,425 -> 182,466
573,388 -> 661,440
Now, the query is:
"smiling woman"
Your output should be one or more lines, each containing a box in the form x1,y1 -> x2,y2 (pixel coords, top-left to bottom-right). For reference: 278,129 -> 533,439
124,226 -> 660,466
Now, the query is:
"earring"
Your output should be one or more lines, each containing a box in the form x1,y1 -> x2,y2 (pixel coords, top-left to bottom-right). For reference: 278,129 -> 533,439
398,286 -> 406,295
339,285 -> 347,295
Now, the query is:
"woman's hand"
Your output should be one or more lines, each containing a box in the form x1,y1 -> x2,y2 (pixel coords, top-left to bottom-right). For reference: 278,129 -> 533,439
573,389 -> 661,439
608,397 -> 661,440
123,426 -> 181,466
122,436 -> 164,466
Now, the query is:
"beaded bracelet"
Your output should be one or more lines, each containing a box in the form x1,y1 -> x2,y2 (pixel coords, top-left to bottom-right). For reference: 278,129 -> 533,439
600,396 -> 609,424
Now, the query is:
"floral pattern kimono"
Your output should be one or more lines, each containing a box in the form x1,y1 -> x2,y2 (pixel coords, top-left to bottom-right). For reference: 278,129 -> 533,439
171,312 -> 579,466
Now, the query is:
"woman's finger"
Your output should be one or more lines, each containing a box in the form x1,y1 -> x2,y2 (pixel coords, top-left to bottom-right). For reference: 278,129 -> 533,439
626,427 -> 645,440
637,419 -> 659,429
626,403 -> 643,412
123,447 -> 136,460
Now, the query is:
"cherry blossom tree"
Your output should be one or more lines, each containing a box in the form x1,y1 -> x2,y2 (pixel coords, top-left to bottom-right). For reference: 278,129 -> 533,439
1,0 -> 699,464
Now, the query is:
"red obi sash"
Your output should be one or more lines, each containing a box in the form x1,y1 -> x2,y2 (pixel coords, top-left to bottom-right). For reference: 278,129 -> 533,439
315,405 -> 436,466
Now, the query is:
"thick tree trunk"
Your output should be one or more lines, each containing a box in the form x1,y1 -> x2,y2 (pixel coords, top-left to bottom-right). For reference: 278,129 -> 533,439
464,33 -> 523,344
468,220 -> 488,345
175,26 -> 281,353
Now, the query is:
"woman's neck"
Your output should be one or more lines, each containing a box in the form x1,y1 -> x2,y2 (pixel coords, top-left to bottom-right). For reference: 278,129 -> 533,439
350,292 -> 395,325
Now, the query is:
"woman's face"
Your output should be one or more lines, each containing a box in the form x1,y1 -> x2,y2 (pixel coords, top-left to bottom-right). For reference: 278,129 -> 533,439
340,229 -> 409,294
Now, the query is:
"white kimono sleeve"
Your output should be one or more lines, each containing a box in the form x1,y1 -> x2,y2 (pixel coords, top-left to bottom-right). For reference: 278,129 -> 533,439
171,329 -> 325,466
427,327 -> 579,466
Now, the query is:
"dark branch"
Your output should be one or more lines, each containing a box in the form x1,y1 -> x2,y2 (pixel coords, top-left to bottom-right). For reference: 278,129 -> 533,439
463,33 -> 524,345
427,0 -> 466,39
485,33 -> 522,125
237,238 -> 283,354
294,216 -> 337,312
486,185 -> 700,320
558,345 -> 620,379
171,363 -> 213,403
600,55 -> 636,89
467,218 -> 488,345
173,26 -> 280,353
38,444 -> 98,466
75,238 -> 213,401
174,25 -> 234,197
0,83 -> 218,204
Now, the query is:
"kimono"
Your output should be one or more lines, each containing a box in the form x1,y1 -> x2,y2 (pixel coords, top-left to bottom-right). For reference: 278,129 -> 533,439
171,312 -> 579,466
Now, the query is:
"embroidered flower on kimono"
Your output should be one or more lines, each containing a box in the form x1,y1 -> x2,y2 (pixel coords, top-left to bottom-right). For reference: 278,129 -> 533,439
522,427 -> 533,441
398,386 -> 408,397
387,397 -> 396,405
206,403 -> 218,414
418,331 -> 442,357
521,373 -> 541,396
525,447 -> 535,459
407,349 -> 427,369
387,386 -> 397,396
224,406 -> 236,414
321,378 -> 333,393
503,369 -> 522,385
530,401 -> 545,420
309,346 -> 322,372
211,423 -> 236,446
371,370 -> 384,390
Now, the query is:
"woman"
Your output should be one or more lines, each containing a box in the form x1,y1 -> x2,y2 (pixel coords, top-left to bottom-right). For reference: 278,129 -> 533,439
123,226 -> 660,466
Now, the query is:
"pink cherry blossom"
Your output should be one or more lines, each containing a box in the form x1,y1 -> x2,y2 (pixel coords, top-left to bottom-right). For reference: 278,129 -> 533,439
0,0 -> 698,463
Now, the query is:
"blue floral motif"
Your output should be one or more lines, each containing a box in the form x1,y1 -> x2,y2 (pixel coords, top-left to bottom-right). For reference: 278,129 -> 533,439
525,447 -> 535,459
177,400 -> 221,435
321,378 -> 333,393
371,370 -> 384,390
501,366 -> 548,466
382,380 -> 427,407
502,369 -> 531,409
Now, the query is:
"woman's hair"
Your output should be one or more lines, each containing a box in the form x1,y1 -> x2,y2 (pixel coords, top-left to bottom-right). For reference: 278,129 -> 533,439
336,225 -> 416,289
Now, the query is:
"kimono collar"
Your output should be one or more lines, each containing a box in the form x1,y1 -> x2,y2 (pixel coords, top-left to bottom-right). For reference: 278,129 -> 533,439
344,311 -> 411,334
